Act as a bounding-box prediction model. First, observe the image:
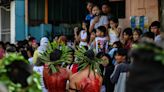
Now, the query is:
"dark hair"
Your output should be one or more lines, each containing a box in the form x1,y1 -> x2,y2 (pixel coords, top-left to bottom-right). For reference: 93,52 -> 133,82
6,44 -> 17,53
96,52 -> 112,65
75,29 -> 81,36
113,41 -> 123,48
28,37 -> 35,42
6,60 -> 32,87
92,29 -> 96,34
97,26 -> 107,35
84,49 -> 95,60
109,17 -> 119,24
101,2 -> 109,7
133,28 -> 143,36
142,32 -> 155,40
114,48 -> 128,58
123,28 -> 133,36
50,49 -> 62,61
5,42 -> 10,49
150,21 -> 160,28
91,5 -> 100,14
86,1 -> 94,5
0,41 -> 5,49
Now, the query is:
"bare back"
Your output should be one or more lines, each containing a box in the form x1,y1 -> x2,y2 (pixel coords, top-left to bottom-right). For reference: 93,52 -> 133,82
43,67 -> 70,92
69,67 -> 102,92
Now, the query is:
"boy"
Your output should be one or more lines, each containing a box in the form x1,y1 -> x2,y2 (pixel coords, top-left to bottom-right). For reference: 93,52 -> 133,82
110,48 -> 129,92
94,26 -> 108,54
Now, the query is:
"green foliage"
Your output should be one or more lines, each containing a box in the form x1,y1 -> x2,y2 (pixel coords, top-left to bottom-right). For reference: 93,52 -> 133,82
39,41 -> 72,73
75,47 -> 102,75
132,42 -> 164,65
0,53 -> 42,92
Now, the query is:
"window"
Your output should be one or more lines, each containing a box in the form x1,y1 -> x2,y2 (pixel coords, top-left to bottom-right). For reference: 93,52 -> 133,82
109,0 -> 125,18
29,0 -> 45,26
48,0 -> 86,24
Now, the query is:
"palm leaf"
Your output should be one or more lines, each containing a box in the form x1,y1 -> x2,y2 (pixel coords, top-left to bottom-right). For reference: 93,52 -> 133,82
75,47 -> 103,75
38,41 -> 73,73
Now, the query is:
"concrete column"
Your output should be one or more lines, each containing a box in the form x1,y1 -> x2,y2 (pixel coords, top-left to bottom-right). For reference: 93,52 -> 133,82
15,0 -> 25,41
10,1 -> 16,43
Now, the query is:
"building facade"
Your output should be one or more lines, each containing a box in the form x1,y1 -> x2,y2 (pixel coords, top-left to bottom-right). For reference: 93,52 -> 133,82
0,0 -> 160,43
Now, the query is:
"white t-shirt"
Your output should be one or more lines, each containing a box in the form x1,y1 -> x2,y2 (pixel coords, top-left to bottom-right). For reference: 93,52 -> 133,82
79,30 -> 88,47
33,66 -> 47,92
108,28 -> 119,45
95,37 -> 108,53
90,15 -> 108,29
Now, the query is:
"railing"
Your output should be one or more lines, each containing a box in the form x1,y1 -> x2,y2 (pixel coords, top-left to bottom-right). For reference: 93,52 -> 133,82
0,28 -> 10,42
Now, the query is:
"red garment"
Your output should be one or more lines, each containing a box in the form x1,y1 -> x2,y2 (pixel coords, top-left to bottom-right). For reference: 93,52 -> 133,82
43,66 -> 69,92
78,76 -> 101,92
124,40 -> 132,50
71,64 -> 78,74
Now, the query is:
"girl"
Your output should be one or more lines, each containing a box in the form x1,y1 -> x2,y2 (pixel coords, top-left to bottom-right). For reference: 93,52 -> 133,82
122,28 -> 133,50
108,17 -> 121,45
133,28 -> 142,44
79,21 -> 88,48
89,5 -> 108,33
88,29 -> 96,49
96,52 -> 115,92
73,27 -> 80,48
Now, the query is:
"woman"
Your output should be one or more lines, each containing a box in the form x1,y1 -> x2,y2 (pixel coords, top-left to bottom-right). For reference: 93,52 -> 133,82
69,48 -> 103,92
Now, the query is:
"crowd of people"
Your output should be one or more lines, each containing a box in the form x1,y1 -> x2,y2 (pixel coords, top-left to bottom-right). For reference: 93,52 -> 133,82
0,1 -> 164,92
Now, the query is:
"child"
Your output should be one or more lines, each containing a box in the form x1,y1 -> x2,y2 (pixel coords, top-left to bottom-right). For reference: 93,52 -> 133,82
133,28 -> 143,44
108,17 -> 121,45
96,52 -> 114,92
73,27 -> 80,48
79,22 -> 88,48
89,5 -> 108,33
149,21 -> 160,36
85,1 -> 94,23
149,21 -> 161,43
122,28 -> 133,50
110,48 -> 129,92
94,26 -> 108,53
141,31 -> 155,42
108,41 -> 123,65
89,29 -> 96,49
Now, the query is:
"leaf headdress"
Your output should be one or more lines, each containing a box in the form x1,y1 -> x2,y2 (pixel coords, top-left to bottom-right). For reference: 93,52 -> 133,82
0,53 -> 41,92
74,47 -> 103,75
39,41 -> 72,73
132,42 -> 164,65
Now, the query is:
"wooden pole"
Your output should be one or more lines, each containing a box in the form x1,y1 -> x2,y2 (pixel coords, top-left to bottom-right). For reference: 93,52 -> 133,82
45,0 -> 48,24
25,0 -> 29,39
